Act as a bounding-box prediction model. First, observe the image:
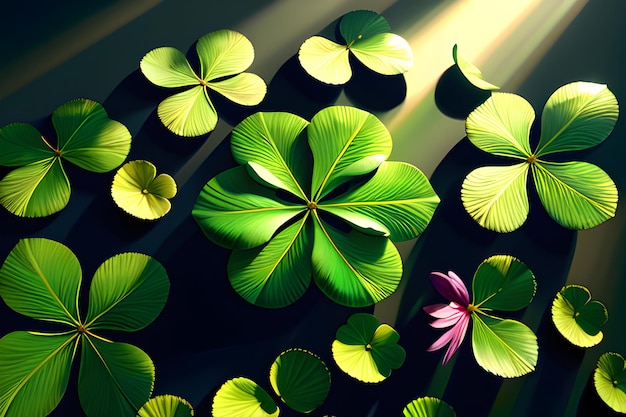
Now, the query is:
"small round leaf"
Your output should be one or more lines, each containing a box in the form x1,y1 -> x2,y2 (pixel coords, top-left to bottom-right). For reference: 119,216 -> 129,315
137,395 -> 194,417
402,396 -> 456,417
212,377 -> 278,417
594,352 -> 626,413
552,285 -> 608,347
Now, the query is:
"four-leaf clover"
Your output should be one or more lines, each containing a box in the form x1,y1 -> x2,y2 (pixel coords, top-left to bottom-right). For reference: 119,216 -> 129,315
192,105 -> 439,308
462,81 -> 619,232
0,238 -> 169,417
0,99 -> 131,217
140,29 -> 267,137
424,254 -> 538,377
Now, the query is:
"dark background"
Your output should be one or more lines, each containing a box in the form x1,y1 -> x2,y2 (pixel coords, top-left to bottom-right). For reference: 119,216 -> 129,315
0,1 -> 624,416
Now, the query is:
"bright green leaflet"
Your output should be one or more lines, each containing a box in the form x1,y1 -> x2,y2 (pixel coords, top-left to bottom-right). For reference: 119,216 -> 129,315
137,395 -> 194,417
298,10 -> 413,85
452,44 -> 499,90
111,160 -> 177,220
269,348 -> 331,414
140,29 -> 266,137
462,81 -> 619,232
332,313 -> 406,383
0,99 -> 131,217
193,106 -> 439,308
402,397 -> 456,417
0,238 -> 169,417
468,255 -> 538,378
594,352 -> 626,413
212,377 -> 278,417
551,285 -> 608,347
471,255 -> 536,312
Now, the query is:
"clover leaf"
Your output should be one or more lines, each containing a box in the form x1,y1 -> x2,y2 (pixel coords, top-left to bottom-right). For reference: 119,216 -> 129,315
111,160 -> 177,220
424,254 -> 538,378
551,285 -> 608,348
137,395 -> 194,417
298,10 -> 413,85
212,348 -> 330,416
461,81 -> 619,232
0,99 -> 132,217
452,44 -> 499,91
332,313 -> 406,383
192,106 -> 440,308
402,397 -> 456,417
594,352 -> 626,413
140,29 -> 267,137
0,238 -> 169,417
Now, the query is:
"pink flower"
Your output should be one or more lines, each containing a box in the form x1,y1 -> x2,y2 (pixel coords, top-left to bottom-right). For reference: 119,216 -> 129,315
424,271 -> 471,365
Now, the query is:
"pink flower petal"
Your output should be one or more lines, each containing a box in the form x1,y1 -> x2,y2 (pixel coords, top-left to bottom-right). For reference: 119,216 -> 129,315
426,324 -> 457,352
423,303 -> 456,317
430,311 -> 464,328
441,313 -> 470,365
429,271 -> 470,305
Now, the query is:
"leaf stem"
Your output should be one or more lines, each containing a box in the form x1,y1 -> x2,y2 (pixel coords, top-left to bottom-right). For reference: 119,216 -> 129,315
40,135 -> 61,156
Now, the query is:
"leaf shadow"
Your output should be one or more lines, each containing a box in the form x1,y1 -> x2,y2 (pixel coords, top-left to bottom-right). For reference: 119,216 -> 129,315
434,64 -> 492,120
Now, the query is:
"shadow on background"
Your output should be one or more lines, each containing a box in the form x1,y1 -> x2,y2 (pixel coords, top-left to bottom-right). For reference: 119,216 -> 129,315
434,64 -> 492,120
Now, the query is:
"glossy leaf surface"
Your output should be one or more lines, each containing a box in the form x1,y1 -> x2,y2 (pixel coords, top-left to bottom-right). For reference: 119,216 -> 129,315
452,44 -> 499,90
212,377 -> 278,417
594,352 -> 626,413
137,395 -> 194,417
552,285 -> 608,347
0,332 -> 77,417
78,337 -> 155,417
332,313 -> 406,383
472,255 -> 536,311
111,160 -> 177,220
471,315 -> 538,378
269,349 -> 330,414
402,397 -> 456,417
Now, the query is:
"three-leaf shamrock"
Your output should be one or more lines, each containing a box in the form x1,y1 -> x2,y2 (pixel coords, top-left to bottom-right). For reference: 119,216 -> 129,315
298,10 -> 413,85
461,81 -> 619,232
0,99 -> 131,217
192,105 -> 439,308
0,238 -> 169,417
140,29 -> 267,137
424,254 -> 538,377
594,352 -> 626,413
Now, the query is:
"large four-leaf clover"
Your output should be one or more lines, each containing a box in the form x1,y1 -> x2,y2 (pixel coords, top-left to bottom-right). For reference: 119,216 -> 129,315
0,99 -> 132,217
192,105 -> 440,308
461,81 -> 619,232
140,29 -> 267,137
298,10 -> 413,85
0,238 -> 169,417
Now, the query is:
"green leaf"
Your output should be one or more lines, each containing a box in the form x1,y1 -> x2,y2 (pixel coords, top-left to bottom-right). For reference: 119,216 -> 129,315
85,252 -> 169,332
350,33 -> 413,76
157,86 -> 217,137
472,255 -> 536,311
0,123 -> 54,166
0,238 -> 81,326
298,36 -> 352,85
461,163 -> 530,232
536,82 -> 619,156
0,158 -> 71,217
140,47 -> 199,88
309,106 -> 392,200
332,313 -> 406,383
192,166 -> 304,250
532,160 -> 618,230
212,377 -> 278,417
402,397 -> 456,417
339,10 -> 391,42
269,348 -> 330,414
594,352 -> 626,413
0,331 -> 78,417
207,73 -> 266,106
79,337 -> 155,417
230,111 -> 311,200
228,215 -> 312,308
111,160 -> 177,220
551,285 -> 608,347
311,212 -> 402,307
321,161 -> 440,241
196,29 -> 255,81
471,315 -> 538,378
452,44 -> 499,91
53,99 -> 131,173
466,92 -> 533,158
137,395 -> 194,417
